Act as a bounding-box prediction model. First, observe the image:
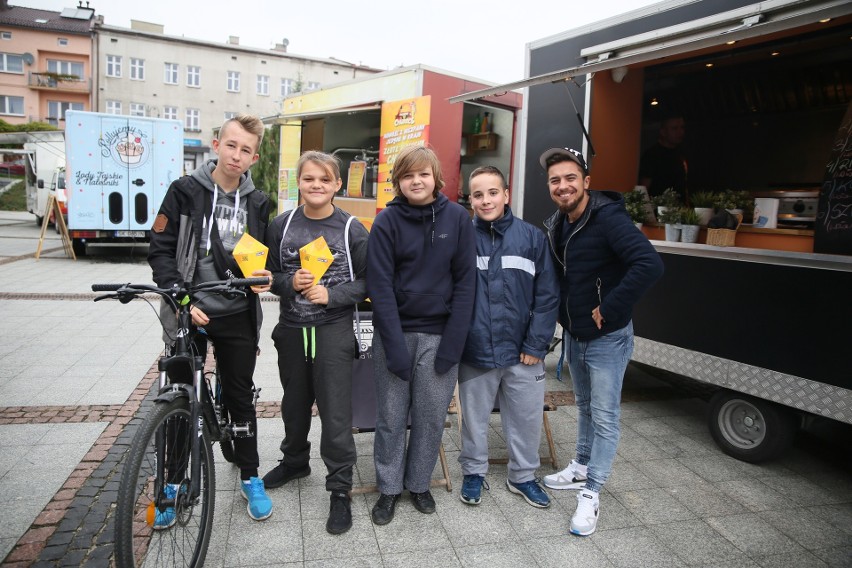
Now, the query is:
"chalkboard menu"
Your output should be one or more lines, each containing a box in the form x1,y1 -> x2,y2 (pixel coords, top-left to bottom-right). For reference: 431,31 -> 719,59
815,101 -> 852,255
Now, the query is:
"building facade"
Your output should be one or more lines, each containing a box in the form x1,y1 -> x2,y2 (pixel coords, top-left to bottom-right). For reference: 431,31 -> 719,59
1,2 -> 382,170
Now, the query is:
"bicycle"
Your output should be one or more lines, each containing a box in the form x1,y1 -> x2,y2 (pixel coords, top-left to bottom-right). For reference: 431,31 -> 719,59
93,277 -> 269,568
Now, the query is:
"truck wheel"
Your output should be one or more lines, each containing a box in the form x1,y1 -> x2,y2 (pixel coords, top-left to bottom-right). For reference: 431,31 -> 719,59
708,390 -> 798,463
72,239 -> 86,257
35,215 -> 43,227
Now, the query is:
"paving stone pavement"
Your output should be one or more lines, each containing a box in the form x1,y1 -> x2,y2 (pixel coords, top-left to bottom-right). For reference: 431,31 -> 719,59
1,210 -> 851,567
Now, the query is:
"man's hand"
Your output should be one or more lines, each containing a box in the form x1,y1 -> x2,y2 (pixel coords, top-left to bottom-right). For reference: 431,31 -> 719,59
250,269 -> 273,294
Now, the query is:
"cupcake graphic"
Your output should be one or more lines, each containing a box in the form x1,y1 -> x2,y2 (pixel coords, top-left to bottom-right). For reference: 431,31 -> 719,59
116,134 -> 145,165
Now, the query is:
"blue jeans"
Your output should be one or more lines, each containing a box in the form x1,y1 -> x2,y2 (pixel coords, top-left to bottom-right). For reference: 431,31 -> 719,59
564,321 -> 634,493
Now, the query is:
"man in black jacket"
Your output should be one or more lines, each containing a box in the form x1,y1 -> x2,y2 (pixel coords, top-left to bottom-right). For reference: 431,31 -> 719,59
540,147 -> 663,536
148,115 -> 274,522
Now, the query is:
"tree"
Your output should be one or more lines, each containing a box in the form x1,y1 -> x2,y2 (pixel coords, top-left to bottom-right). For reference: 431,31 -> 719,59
252,125 -> 281,215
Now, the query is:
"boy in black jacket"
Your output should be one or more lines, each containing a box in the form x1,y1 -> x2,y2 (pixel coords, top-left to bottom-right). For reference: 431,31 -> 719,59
148,114 -> 274,522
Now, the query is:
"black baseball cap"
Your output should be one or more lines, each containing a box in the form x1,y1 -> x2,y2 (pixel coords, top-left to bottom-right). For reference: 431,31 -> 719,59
539,147 -> 589,175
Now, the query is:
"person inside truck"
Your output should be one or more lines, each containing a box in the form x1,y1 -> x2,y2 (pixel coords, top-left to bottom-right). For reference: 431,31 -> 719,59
148,114 -> 274,523
541,147 -> 663,536
638,112 -> 688,202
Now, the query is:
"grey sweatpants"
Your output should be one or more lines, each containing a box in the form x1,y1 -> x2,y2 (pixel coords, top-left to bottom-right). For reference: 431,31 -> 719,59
373,331 -> 458,494
457,362 -> 546,483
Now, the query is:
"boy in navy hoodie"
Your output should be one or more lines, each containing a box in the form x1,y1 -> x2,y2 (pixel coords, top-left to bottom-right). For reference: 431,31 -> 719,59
366,145 -> 476,525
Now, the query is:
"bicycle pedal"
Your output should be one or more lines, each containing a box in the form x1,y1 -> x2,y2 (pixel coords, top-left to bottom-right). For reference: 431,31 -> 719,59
230,422 -> 255,438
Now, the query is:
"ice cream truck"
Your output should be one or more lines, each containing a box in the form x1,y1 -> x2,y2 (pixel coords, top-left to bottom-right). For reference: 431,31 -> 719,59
64,110 -> 183,255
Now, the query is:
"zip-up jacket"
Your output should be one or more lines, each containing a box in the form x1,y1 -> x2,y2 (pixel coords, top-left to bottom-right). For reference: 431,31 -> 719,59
366,193 -> 476,381
462,207 -> 558,369
148,161 -> 272,345
543,190 -> 663,340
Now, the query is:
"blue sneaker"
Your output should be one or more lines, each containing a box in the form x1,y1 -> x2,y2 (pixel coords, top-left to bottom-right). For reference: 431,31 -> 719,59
506,478 -> 551,509
152,483 -> 179,530
241,477 -> 273,521
460,474 -> 489,505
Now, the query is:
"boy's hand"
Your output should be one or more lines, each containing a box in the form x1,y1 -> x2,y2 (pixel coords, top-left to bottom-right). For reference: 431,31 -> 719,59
189,304 -> 210,326
302,285 -> 329,305
592,306 -> 604,330
250,269 -> 273,294
292,268 -> 315,292
520,353 -> 541,366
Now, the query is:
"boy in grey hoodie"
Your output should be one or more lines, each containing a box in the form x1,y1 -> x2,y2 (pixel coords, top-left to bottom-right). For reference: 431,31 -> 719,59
148,115 -> 275,521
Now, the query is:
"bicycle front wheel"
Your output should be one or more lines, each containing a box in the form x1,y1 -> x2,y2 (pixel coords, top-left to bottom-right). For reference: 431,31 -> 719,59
114,397 -> 216,568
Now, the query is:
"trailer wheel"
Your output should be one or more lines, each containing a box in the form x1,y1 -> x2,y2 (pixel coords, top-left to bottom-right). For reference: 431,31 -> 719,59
72,239 -> 86,257
35,215 -> 43,227
708,390 -> 798,463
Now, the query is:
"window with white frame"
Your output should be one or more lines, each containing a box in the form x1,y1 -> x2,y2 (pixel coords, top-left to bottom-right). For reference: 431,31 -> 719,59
163,106 -> 178,121
58,38 -> 68,46
306,81 -> 320,91
106,54 -> 121,77
227,71 -> 240,92
256,74 -> 269,96
1,32 -> 11,40
47,59 -> 84,79
164,62 -> 178,85
0,95 -> 24,115
281,78 -> 295,96
224,111 -> 237,120
47,101 -> 83,125
185,108 -> 200,131
0,52 -> 24,73
106,100 -> 121,114
130,58 -> 145,81
130,102 -> 145,117
186,65 -> 200,88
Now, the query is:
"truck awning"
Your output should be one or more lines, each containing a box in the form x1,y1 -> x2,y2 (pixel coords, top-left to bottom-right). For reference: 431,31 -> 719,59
449,0 -> 851,103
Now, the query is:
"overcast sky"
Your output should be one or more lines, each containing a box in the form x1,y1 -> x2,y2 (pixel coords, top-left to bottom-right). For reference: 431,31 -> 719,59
19,0 -> 661,84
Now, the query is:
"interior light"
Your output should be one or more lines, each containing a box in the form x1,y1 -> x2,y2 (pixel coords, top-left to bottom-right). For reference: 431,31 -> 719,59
705,63 -> 714,68
650,98 -> 658,106
771,51 -> 780,56
819,18 -> 831,23
726,40 -> 736,45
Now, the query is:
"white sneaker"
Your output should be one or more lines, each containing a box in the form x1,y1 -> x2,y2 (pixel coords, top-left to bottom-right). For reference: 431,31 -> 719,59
569,488 -> 599,536
543,459 -> 587,490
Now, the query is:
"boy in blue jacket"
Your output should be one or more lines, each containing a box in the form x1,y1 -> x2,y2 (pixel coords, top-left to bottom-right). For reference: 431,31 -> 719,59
457,166 -> 558,508
366,145 -> 476,525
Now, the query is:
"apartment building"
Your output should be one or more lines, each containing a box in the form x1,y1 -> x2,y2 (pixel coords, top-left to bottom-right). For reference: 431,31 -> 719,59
1,2 -> 382,169
0,2 -> 95,126
95,21 -> 382,169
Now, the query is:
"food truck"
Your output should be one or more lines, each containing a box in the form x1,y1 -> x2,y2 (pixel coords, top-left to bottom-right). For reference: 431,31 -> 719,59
452,0 -> 852,462
271,65 -> 523,221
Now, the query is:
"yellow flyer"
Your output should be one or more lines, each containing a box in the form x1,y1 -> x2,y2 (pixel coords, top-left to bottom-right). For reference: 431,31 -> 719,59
347,161 -> 366,197
232,232 -> 269,277
299,236 -> 334,285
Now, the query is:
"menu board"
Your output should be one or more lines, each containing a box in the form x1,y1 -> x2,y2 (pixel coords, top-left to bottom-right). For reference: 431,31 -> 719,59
814,101 -> 852,255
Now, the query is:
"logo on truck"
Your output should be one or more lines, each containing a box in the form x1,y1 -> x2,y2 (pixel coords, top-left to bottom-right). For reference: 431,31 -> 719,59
99,126 -> 151,168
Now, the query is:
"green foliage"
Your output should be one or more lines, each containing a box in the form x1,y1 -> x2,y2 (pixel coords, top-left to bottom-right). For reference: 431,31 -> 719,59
680,207 -> 702,226
0,179 -> 26,211
690,191 -> 716,208
657,206 -> 683,225
252,125 -> 281,215
622,190 -> 647,223
0,119 -> 60,133
714,189 -> 752,211
652,188 -> 681,209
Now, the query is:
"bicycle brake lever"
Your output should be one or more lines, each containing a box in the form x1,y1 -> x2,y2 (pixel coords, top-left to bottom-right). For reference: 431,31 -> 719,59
93,294 -> 114,302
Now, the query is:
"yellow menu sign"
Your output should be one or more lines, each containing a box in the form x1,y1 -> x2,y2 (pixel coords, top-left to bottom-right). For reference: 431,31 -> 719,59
377,95 -> 431,212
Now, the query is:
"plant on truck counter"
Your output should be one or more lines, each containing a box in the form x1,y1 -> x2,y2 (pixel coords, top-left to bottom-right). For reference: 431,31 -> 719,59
652,188 -> 681,209
690,191 -> 716,208
680,207 -> 702,226
657,207 -> 683,225
622,190 -> 648,224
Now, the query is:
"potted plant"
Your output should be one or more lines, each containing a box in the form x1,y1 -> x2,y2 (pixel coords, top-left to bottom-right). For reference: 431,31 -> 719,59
679,207 -> 702,243
690,191 -> 716,226
652,188 -> 681,220
657,206 -> 683,242
622,190 -> 649,228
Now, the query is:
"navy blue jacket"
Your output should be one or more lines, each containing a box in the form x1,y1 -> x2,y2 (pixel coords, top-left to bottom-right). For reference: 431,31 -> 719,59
543,190 -> 663,340
366,193 -> 476,381
462,207 -> 558,369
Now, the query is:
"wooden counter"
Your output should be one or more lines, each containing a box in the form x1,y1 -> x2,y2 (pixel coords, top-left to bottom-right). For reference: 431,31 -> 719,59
640,223 -> 814,253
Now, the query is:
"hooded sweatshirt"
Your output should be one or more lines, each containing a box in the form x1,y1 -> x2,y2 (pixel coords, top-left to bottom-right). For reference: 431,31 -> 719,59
190,159 -> 256,317
366,192 -> 476,381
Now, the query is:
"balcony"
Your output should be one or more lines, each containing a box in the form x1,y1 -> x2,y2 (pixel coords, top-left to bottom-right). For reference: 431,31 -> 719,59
28,72 -> 91,93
